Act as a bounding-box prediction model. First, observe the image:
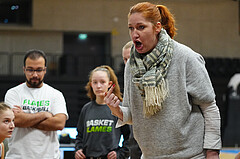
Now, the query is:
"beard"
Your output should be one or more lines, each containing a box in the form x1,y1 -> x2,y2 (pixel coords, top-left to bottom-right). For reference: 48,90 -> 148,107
26,78 -> 43,88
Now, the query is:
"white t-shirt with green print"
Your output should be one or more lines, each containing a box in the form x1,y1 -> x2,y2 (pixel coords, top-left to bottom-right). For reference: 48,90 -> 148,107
4,82 -> 68,159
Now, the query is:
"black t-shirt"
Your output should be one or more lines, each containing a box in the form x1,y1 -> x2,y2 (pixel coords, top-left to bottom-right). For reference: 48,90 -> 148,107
75,101 -> 130,158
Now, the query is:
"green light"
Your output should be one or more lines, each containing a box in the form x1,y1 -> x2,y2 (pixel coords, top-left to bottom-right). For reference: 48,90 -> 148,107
78,34 -> 87,40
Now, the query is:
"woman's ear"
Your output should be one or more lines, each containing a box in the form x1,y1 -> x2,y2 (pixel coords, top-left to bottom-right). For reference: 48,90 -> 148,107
155,22 -> 162,33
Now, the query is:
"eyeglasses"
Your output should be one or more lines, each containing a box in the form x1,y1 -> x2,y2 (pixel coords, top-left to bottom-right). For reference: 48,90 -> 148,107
25,68 -> 46,75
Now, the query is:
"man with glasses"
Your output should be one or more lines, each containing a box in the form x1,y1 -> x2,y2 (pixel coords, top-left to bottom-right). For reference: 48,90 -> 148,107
4,49 -> 68,159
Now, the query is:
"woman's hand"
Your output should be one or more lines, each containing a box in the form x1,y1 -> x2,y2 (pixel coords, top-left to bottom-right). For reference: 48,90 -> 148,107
75,149 -> 86,159
206,150 -> 219,159
104,84 -> 123,120
107,151 -> 117,159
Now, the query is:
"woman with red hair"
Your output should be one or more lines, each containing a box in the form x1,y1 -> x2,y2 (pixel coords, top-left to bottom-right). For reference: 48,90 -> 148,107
105,2 -> 221,159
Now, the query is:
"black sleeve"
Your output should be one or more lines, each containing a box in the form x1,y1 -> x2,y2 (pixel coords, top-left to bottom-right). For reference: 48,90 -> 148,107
116,124 -> 130,159
75,106 -> 86,152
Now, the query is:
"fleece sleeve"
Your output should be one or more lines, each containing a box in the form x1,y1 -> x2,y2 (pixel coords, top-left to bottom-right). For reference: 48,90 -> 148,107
186,53 -> 221,150
199,101 -> 222,150
116,61 -> 133,127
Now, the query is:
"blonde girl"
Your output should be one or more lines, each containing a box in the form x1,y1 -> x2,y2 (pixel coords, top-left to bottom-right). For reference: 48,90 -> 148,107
75,65 -> 129,159
0,102 -> 14,159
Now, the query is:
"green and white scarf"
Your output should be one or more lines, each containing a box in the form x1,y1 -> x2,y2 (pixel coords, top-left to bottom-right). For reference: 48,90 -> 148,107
130,29 -> 173,117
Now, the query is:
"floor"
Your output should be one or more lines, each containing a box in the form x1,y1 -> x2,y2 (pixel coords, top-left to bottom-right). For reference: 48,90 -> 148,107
220,148 -> 240,159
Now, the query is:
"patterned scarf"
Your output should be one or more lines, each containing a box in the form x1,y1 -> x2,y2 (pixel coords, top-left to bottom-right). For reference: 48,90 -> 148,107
130,29 -> 173,117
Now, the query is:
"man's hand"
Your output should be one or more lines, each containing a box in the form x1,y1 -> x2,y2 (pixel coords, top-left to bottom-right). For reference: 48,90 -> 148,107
12,105 -> 53,119
43,111 -> 53,119
75,149 -> 86,159
12,105 -> 53,128
32,113 -> 66,131
12,105 -> 24,114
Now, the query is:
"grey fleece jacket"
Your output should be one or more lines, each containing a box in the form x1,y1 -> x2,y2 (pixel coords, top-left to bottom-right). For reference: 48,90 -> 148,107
118,40 -> 222,159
